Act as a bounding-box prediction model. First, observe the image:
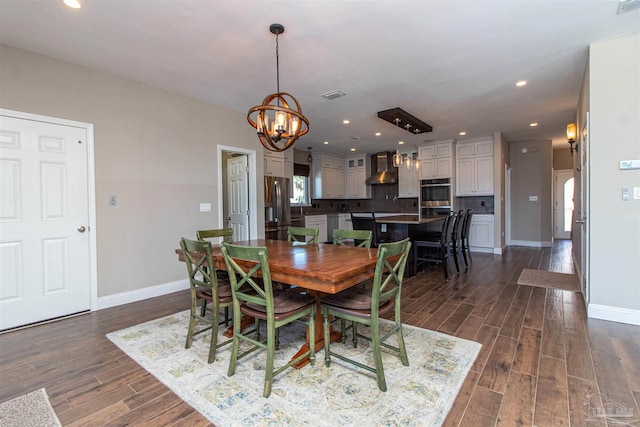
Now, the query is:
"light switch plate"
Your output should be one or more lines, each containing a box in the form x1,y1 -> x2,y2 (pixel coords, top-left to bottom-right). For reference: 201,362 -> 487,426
634,187 -> 640,200
199,203 -> 212,212
529,195 -> 538,202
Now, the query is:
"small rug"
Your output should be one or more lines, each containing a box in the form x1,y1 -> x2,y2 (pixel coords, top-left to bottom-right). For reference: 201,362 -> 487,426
107,310 -> 481,426
0,388 -> 62,427
517,268 -> 580,292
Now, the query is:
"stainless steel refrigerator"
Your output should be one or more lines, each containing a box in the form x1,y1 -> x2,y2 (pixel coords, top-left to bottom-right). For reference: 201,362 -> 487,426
264,176 -> 291,241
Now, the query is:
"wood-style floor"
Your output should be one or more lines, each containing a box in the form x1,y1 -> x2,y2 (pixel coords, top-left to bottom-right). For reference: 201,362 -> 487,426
1,241 -> 638,426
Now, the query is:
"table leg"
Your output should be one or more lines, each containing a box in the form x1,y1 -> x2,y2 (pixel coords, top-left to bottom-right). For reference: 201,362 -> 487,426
222,314 -> 253,338
291,290 -> 341,369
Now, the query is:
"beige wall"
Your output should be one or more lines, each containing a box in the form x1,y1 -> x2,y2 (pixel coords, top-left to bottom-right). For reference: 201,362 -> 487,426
509,140 -> 553,244
587,32 -> 640,314
553,148 -> 573,170
0,44 -> 263,298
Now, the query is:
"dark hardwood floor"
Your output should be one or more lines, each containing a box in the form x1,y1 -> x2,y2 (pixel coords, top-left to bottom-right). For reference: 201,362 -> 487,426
1,241 -> 638,426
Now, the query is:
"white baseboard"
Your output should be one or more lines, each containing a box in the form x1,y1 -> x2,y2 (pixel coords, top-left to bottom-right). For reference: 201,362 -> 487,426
588,304 -> 640,326
509,240 -> 553,248
470,246 -> 493,254
97,279 -> 189,310
493,247 -> 503,255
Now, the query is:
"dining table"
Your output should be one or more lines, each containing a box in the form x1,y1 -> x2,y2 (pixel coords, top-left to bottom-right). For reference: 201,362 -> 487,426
175,238 -> 380,368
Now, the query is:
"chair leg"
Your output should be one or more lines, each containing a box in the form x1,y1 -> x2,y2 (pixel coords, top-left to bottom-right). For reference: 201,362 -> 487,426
263,324 -> 276,398
323,311 -> 331,367
465,239 -> 473,265
440,249 -> 449,281
185,296 -> 197,349
461,244 -> 469,272
352,322 -> 358,348
370,317 -> 387,392
208,308 -> 219,364
395,304 -> 409,367
308,311 -> 316,367
452,244 -> 461,275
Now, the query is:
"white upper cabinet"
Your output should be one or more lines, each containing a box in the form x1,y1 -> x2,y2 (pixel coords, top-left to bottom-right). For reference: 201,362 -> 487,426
264,150 -> 284,177
418,141 -> 453,179
344,155 -> 371,199
398,153 -> 419,198
455,138 -> 494,196
312,154 -> 345,199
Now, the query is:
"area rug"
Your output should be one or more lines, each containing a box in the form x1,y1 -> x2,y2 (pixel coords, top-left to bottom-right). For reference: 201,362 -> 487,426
0,388 -> 62,427
517,268 -> 580,292
107,310 -> 481,427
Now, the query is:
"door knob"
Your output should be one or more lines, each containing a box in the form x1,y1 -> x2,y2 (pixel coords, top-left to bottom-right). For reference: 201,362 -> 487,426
77,226 -> 86,232
575,219 -> 584,224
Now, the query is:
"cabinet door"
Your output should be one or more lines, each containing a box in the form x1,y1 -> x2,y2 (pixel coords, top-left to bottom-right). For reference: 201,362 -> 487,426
456,158 -> 475,195
456,142 -> 475,158
469,216 -> 494,248
434,143 -> 452,158
419,159 -> 435,180
398,165 -> 419,197
346,168 -> 366,198
475,156 -> 494,195
334,168 -> 345,198
264,156 -> 284,177
474,140 -> 493,157
434,158 -> 452,178
418,145 -> 435,159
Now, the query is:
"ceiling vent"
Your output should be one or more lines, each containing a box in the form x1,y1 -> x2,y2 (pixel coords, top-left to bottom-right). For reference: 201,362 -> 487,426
618,0 -> 640,14
377,107 -> 433,134
321,90 -> 346,100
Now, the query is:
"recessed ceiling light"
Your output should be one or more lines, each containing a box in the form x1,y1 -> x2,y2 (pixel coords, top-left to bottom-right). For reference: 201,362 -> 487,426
459,131 -> 466,136
516,80 -> 527,87
323,141 -> 329,145
375,132 -> 381,136
530,122 -> 538,127
64,0 -> 82,8
342,120 -> 350,124
350,148 -> 356,152
398,141 -> 405,145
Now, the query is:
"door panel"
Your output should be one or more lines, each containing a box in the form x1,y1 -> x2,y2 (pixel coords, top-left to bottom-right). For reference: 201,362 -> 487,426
0,115 -> 90,330
227,155 -> 249,241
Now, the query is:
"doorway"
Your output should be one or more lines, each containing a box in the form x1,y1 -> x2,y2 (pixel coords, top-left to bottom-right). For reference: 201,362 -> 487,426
0,109 -> 97,331
554,170 -> 574,240
217,145 -> 258,241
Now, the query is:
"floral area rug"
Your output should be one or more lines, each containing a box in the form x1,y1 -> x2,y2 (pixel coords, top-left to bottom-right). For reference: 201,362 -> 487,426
107,310 -> 481,426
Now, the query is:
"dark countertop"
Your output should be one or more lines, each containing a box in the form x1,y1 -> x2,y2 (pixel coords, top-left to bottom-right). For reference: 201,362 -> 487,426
374,215 -> 444,225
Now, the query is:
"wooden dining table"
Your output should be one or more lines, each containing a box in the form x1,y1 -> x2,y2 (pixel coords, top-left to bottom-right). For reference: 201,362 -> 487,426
175,238 -> 379,367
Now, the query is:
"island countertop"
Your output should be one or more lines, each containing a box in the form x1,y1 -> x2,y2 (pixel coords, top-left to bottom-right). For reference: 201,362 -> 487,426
374,215 -> 445,225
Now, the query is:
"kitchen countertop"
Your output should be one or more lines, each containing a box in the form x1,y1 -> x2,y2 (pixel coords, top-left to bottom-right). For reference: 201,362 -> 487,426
374,215 -> 444,225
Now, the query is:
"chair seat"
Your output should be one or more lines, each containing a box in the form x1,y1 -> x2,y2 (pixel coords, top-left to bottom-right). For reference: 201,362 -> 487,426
322,287 -> 394,319
243,291 -> 315,320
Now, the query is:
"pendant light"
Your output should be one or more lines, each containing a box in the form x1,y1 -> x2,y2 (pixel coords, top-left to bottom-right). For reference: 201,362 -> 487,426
247,24 -> 309,152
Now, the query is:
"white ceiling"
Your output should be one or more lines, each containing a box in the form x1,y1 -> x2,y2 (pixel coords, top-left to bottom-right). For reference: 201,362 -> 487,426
1,0 -> 638,156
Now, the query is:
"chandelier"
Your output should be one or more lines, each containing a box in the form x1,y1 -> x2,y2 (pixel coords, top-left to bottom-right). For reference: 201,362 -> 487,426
247,24 -> 309,152
391,119 -> 420,171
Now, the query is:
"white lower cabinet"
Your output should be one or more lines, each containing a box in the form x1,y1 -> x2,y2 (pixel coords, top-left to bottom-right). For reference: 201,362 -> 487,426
338,213 -> 352,231
305,215 -> 328,243
468,214 -> 494,250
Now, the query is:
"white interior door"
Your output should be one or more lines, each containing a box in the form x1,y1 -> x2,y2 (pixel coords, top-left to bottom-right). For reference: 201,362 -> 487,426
227,155 -> 249,241
554,170 -> 574,240
578,113 -> 590,301
0,114 -> 91,330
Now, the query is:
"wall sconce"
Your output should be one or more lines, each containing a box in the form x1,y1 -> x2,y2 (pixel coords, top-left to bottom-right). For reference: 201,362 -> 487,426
566,122 -> 577,155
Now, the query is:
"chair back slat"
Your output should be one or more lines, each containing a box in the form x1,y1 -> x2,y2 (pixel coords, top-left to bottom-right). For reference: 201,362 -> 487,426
197,228 -> 233,243
287,226 -> 319,244
221,243 -> 275,316
333,229 -> 373,248
372,238 -> 412,311
180,237 -> 219,294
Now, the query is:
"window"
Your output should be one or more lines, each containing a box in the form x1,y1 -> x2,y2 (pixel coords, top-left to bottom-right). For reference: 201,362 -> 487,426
291,163 -> 311,205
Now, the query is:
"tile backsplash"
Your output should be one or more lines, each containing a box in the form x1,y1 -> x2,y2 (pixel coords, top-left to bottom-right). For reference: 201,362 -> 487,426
456,196 -> 494,214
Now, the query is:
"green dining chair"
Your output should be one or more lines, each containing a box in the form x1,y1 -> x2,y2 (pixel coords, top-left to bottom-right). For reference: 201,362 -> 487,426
179,237 -> 233,364
287,226 -> 319,244
196,228 -> 233,323
221,242 -> 316,398
333,229 -> 373,249
196,228 -> 233,243
321,238 -> 412,392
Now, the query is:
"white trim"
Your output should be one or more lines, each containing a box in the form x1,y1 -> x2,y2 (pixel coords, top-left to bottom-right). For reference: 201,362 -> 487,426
0,108 -> 98,312
97,280 -> 189,310
470,247 -> 494,254
509,240 -> 553,248
588,304 -> 640,326
493,247 -> 503,255
217,145 -> 258,239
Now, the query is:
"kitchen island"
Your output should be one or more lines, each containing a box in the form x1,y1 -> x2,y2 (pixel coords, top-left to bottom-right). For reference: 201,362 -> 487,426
374,214 -> 444,225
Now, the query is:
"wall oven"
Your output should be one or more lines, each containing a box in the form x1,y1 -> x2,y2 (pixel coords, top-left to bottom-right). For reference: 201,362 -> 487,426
420,178 -> 452,217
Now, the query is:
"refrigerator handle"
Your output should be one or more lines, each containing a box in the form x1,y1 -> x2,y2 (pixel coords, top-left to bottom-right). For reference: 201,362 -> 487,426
274,180 -> 280,223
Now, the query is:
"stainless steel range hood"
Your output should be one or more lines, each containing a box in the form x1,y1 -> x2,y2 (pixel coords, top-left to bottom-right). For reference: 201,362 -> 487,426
365,152 -> 397,185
